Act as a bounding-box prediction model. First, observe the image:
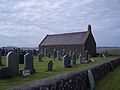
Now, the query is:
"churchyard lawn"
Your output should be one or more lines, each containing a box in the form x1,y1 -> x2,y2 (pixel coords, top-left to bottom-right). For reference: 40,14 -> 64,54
0,56 -> 118,90
95,65 -> 120,90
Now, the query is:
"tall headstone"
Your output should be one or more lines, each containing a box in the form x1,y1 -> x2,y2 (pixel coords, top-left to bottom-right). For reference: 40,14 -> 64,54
38,53 -> 42,62
18,52 -> 25,64
57,51 -> 61,60
72,53 -> 76,65
62,49 -> 66,56
48,52 -> 51,58
69,50 -> 72,58
24,53 -> 34,70
78,53 -> 83,64
53,49 -> 57,60
85,50 -> 89,61
48,61 -> 53,71
44,48 -> 47,57
0,52 -> 2,65
63,54 -> 71,68
6,51 -> 19,75
88,70 -> 95,90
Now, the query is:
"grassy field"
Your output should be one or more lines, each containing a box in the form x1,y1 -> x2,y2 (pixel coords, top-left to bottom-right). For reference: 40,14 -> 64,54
0,56 -> 118,90
95,66 -> 120,90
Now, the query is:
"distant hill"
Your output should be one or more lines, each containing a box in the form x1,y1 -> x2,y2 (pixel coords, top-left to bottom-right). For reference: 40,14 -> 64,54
0,46 -> 120,51
97,47 -> 120,51
0,46 -> 38,50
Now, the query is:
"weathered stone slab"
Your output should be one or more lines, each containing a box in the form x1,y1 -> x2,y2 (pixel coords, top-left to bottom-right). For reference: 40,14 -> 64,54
63,54 -> 71,68
24,53 -> 34,70
6,51 -> 19,75
88,70 -> 95,90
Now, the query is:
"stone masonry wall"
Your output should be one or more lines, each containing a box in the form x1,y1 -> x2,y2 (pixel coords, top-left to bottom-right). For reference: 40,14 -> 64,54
9,58 -> 120,90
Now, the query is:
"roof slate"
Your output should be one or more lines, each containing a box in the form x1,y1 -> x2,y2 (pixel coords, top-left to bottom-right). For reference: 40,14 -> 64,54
40,31 -> 89,46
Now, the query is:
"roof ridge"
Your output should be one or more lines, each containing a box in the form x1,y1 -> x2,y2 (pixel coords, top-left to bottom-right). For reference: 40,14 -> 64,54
48,31 -> 88,36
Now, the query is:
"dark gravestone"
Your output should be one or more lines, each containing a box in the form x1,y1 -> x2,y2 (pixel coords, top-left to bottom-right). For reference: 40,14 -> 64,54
48,52 -> 51,58
72,53 -> 76,65
0,67 -> 12,78
0,52 -> 2,65
38,53 -> 43,62
85,50 -> 89,61
63,54 -> 71,68
53,49 -> 57,60
2,47 -> 5,56
18,52 -> 25,64
48,61 -> 53,71
78,53 -> 83,64
24,53 -> 34,70
6,51 -> 19,75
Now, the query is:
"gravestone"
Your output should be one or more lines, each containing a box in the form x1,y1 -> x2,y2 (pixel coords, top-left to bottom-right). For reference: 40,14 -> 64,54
0,67 -> 12,78
57,51 -> 61,60
48,61 -> 53,71
88,70 -> 95,90
78,53 -> 83,64
24,53 -> 34,70
72,53 -> 76,65
18,52 -> 25,64
63,54 -> 71,68
69,51 -> 72,58
22,70 -> 31,76
0,52 -> 2,65
85,50 -> 89,61
38,53 -> 43,62
102,53 -> 107,60
48,52 -> 51,58
53,49 -> 57,60
6,51 -> 19,75
62,49 -> 66,56
44,48 -> 47,57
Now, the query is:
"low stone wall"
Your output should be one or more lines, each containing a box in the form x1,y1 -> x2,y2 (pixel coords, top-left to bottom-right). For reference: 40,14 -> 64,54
9,58 -> 120,90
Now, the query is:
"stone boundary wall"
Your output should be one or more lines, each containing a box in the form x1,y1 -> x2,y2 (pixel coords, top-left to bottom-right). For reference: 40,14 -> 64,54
9,58 -> 120,90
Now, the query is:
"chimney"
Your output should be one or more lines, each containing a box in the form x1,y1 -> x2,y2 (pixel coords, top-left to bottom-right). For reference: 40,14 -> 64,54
88,24 -> 92,32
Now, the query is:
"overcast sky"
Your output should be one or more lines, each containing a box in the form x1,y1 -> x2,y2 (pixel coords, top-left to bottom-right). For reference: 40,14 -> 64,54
0,0 -> 120,47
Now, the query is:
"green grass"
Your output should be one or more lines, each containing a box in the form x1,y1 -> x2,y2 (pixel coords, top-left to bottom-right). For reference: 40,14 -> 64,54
0,56 -> 118,90
94,66 -> 120,90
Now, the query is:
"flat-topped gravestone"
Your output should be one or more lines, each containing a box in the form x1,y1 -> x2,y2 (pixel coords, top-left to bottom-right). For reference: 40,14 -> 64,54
38,53 -> 42,62
0,52 -> 2,65
48,52 -> 51,58
6,51 -> 19,75
57,51 -> 61,60
48,61 -> 53,71
18,52 -> 25,64
0,67 -> 12,78
88,70 -> 95,90
72,53 -> 76,65
53,49 -> 57,60
78,53 -> 83,64
63,54 -> 71,68
22,70 -> 31,76
24,53 -> 34,70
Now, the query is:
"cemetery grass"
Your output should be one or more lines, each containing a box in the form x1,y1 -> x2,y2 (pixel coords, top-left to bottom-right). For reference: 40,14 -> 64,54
94,66 -> 120,90
0,56 -> 118,89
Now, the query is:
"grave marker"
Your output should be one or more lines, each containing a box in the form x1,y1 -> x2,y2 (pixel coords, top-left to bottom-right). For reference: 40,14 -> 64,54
48,61 -> 53,71
24,53 -> 34,70
6,51 -> 19,75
